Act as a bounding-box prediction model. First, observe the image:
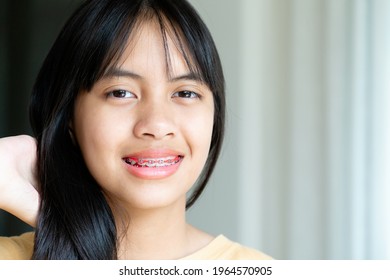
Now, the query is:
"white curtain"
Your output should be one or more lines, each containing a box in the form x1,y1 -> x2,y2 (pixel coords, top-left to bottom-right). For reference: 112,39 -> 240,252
368,0 -> 390,260
188,0 -> 390,259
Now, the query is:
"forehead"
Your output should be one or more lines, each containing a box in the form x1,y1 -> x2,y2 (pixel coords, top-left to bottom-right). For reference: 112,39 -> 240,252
108,17 -> 198,80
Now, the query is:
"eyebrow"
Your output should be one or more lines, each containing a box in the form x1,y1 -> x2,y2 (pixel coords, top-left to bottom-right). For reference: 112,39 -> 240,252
102,68 -> 143,80
169,72 -> 203,83
102,67 -> 203,83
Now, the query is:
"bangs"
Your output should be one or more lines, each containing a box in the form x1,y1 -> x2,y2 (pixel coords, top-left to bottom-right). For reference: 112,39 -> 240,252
94,7 -> 207,91
154,13 -> 206,83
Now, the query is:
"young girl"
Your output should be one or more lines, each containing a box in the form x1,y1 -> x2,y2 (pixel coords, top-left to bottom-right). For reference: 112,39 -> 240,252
0,0 -> 271,260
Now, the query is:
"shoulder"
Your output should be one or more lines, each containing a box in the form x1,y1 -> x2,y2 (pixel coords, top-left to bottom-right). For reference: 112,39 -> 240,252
182,235 -> 273,260
212,235 -> 273,260
0,232 -> 34,260
225,239 -> 273,260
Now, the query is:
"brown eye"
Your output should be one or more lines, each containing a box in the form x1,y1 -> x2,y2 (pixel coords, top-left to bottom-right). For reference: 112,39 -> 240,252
107,90 -> 136,98
172,90 -> 200,99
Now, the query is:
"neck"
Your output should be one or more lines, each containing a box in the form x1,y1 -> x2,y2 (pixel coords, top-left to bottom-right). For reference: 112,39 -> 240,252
115,200 -> 192,260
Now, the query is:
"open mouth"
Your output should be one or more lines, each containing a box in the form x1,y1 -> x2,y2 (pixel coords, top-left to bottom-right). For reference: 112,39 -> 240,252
123,155 -> 183,168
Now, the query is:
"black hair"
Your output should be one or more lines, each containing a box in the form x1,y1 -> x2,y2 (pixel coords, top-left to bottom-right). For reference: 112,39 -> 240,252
29,0 -> 225,259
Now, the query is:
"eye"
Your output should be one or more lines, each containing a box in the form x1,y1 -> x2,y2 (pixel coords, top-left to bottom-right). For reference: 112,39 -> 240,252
172,90 -> 200,99
107,89 -> 136,99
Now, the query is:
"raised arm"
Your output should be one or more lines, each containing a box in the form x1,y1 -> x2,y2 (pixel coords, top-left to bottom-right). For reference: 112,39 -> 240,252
0,135 -> 39,227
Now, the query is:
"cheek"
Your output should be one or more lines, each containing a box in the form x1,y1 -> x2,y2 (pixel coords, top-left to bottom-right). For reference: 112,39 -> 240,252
73,112 -> 127,192
74,95 -> 128,156
75,118 -> 107,173
185,107 -> 214,163
73,105 -> 123,174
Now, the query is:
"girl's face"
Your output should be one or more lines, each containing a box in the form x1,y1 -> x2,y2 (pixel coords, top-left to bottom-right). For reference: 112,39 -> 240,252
73,21 -> 214,211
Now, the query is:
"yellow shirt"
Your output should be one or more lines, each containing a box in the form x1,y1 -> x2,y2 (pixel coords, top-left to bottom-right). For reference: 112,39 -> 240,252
182,235 -> 272,260
0,233 -> 272,260
0,232 -> 34,260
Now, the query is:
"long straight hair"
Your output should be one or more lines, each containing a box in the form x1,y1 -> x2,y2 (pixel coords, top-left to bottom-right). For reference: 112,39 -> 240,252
29,0 -> 225,259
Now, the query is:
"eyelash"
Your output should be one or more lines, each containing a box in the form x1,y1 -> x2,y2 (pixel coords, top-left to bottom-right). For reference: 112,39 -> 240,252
106,90 -> 136,99
172,90 -> 201,99
106,89 -> 201,100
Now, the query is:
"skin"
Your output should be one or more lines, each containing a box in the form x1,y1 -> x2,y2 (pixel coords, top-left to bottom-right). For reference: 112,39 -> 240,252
0,135 -> 39,227
0,19 -> 215,260
72,20 -> 215,259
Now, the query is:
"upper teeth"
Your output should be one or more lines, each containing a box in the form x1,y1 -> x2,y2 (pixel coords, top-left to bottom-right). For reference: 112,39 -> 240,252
125,156 -> 181,167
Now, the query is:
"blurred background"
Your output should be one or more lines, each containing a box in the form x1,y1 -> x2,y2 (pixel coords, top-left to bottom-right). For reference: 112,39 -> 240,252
1,0 -> 389,259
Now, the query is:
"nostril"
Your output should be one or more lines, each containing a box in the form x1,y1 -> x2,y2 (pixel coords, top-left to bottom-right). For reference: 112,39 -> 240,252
139,130 -> 174,140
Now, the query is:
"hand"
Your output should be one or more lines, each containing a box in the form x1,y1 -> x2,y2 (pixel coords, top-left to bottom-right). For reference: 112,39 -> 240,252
0,135 -> 39,227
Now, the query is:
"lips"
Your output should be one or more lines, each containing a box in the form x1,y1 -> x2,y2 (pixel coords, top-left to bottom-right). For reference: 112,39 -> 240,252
122,150 -> 184,179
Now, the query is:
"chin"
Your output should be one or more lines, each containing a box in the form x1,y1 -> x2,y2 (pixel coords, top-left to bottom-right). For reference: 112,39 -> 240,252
108,186 -> 187,211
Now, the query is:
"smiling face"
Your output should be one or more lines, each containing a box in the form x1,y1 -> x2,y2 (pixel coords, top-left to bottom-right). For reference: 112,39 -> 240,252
72,20 -> 214,212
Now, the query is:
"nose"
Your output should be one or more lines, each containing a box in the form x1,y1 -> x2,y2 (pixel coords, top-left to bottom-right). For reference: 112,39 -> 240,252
133,99 -> 176,140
